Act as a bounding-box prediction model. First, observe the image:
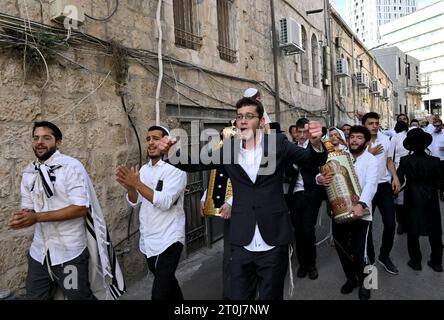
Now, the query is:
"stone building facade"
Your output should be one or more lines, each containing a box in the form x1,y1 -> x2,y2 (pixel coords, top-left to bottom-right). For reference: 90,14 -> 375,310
0,0 -> 331,295
330,8 -> 394,128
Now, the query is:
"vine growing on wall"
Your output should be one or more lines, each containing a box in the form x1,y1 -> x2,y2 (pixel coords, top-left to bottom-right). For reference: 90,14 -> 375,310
110,42 -> 129,97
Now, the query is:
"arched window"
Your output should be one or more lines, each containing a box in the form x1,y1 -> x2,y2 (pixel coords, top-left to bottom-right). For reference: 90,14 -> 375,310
301,25 -> 309,85
311,34 -> 319,88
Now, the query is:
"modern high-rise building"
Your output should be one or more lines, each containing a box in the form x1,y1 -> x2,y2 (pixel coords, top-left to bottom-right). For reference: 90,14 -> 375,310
344,0 -> 417,47
379,0 -> 444,117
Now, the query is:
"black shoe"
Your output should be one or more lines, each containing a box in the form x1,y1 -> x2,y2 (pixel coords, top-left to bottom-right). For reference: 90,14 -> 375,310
396,224 -> 404,235
297,266 -> 308,278
407,260 -> 422,271
378,256 -> 399,275
340,279 -> 358,294
427,260 -> 443,272
358,286 -> 371,300
308,266 -> 318,280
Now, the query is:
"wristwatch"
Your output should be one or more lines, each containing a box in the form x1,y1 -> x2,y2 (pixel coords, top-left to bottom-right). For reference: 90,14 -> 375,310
358,201 -> 368,209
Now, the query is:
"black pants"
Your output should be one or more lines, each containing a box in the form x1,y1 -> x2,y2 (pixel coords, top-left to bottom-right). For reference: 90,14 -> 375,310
332,220 -> 371,286
146,242 -> 184,301
368,182 -> 396,262
222,220 -> 231,300
230,245 -> 288,300
26,248 -> 96,300
394,204 -> 406,230
407,233 -> 443,265
289,191 -> 321,268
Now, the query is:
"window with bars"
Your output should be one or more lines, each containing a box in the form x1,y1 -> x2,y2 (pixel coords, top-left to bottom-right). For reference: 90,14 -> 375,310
217,0 -> 237,63
173,0 -> 202,50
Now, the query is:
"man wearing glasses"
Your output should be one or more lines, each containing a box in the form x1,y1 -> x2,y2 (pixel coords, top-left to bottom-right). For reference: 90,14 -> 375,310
159,97 -> 327,300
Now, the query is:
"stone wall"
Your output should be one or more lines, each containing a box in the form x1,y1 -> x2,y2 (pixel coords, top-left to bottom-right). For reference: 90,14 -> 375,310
331,9 -> 394,128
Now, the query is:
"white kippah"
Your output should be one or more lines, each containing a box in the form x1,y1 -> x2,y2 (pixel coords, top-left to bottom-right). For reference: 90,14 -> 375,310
243,88 -> 258,98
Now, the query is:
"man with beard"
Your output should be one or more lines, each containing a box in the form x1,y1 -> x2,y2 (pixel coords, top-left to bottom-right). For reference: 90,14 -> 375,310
115,125 -> 187,300
363,112 -> 401,275
9,121 -> 125,300
317,125 -> 378,300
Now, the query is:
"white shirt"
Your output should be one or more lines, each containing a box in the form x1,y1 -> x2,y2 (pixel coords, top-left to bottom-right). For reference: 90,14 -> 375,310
429,130 -> 444,160
238,132 -> 274,252
391,131 -> 409,168
293,139 -> 309,193
21,151 -> 89,266
127,159 -> 187,258
369,132 -> 394,184
351,150 -> 379,222
424,123 -> 435,134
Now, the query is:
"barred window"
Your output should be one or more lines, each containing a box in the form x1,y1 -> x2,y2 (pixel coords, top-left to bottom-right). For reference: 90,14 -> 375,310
217,0 -> 237,63
301,25 -> 309,85
173,0 -> 202,50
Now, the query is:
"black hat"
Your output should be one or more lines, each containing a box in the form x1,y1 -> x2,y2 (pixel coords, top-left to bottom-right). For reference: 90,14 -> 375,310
403,128 -> 432,151
269,122 -> 285,133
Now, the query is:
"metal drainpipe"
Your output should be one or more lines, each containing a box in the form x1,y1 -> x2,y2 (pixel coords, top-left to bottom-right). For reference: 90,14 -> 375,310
328,3 -> 335,126
270,0 -> 281,123
351,36 -> 356,121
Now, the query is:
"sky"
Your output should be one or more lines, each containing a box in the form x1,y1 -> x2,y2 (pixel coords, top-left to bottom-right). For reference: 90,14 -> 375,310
334,0 -> 441,18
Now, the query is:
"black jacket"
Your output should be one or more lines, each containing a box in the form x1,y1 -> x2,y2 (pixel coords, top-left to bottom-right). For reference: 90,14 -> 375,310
169,133 -> 328,246
397,152 -> 443,236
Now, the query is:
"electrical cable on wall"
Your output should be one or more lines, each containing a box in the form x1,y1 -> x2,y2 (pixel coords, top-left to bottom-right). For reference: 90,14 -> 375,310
154,0 -> 163,126
85,0 -> 119,22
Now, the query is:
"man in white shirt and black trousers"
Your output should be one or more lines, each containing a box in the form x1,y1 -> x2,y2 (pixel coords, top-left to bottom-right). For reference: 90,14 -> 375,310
115,125 -> 187,301
318,125 -> 378,300
9,122 -> 97,300
362,112 -> 401,275
158,97 -> 327,300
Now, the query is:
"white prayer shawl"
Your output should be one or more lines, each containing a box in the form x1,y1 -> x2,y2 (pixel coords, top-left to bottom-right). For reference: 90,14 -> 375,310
24,153 -> 126,300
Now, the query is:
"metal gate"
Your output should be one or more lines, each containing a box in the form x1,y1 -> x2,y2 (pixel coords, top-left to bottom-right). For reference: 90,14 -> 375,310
167,105 -> 235,255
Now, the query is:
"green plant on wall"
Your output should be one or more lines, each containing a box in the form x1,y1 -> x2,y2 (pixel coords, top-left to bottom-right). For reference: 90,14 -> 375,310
7,28 -> 69,77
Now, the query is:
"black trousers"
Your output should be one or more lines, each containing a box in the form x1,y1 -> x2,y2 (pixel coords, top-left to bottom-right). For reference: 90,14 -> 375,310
26,248 -> 96,300
332,219 -> 371,286
289,191 -> 322,268
407,233 -> 443,265
394,204 -> 406,229
368,182 -> 396,262
146,242 -> 184,301
230,245 -> 288,300
222,220 -> 231,300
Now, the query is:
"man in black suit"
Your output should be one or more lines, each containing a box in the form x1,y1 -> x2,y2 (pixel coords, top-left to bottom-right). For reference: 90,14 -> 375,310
159,97 -> 327,300
286,118 -> 326,280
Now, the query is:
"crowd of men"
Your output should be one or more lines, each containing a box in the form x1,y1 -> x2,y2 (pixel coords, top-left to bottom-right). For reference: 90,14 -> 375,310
8,88 -> 443,301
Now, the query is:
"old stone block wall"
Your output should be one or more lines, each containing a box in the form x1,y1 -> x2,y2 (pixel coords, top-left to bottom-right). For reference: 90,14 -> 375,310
0,0 -> 329,295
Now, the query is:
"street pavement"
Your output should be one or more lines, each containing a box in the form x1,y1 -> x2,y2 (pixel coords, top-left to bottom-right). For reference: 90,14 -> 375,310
121,201 -> 444,300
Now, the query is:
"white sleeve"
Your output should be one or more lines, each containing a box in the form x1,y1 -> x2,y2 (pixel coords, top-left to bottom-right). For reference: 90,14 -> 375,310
359,156 -> 379,209
201,189 -> 207,203
64,166 -> 89,207
126,192 -> 142,207
152,168 -> 187,211
20,174 -> 34,210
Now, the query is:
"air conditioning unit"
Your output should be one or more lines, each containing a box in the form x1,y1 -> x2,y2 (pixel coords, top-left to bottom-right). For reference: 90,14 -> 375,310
279,17 -> 304,55
336,58 -> 348,77
382,88 -> 389,100
356,72 -> 369,88
50,0 -> 85,26
370,80 -> 381,95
